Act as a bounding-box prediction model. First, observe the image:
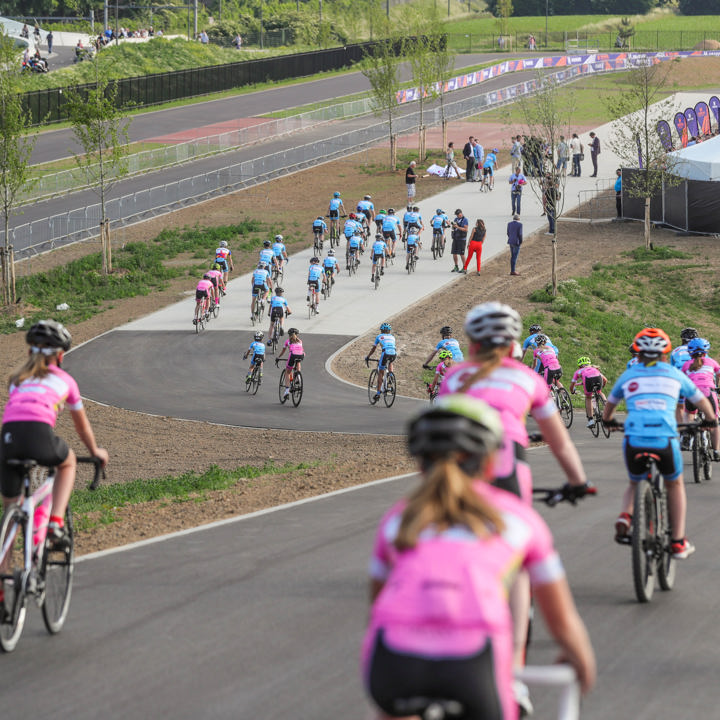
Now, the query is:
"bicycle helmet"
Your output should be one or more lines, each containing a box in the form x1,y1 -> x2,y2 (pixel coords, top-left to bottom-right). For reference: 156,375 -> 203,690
629,343 -> 637,355
436,208 -> 443,215
333,191 -> 341,198
212,261 -> 222,271
258,261 -> 268,269
311,256 -> 319,264
375,233 -> 384,240
440,325 -> 452,336
380,322 -> 392,333
275,287 -> 283,294
263,240 -> 271,248
438,349 -> 453,360
534,334 -> 547,346
288,327 -> 299,336
529,324 -> 542,334
388,208 -> 395,214
412,206 -> 419,213
349,212 -> 356,220
632,328 -> 671,356
254,331 -> 263,341
364,194 -> 372,200
275,234 -> 283,241
219,240 -> 228,248
316,216 -> 324,220
407,394 -> 503,462
688,338 -> 711,356
680,327 -> 699,342
492,148 -> 499,153
464,302 -> 522,347
327,249 -> 335,256
577,356 -> 591,368
407,205 -> 413,212
26,320 -> 72,352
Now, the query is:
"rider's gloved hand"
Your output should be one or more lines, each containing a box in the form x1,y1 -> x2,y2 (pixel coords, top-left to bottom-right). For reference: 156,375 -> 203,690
701,417 -> 718,429
561,482 -> 596,504
603,417 -> 621,429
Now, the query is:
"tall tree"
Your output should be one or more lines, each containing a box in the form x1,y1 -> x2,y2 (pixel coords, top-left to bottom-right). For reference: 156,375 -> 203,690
427,27 -> 456,152
605,61 -> 679,250
66,53 -> 131,275
0,31 -> 38,306
362,36 -> 403,171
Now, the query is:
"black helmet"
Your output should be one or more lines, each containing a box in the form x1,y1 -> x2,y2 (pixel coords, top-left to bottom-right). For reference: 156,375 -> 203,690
26,320 -> 72,351
529,324 -> 542,333
440,326 -> 452,336
288,327 -> 299,336
680,327 -> 699,342
534,334 -> 547,345
263,240 -> 271,248
275,287 -> 284,294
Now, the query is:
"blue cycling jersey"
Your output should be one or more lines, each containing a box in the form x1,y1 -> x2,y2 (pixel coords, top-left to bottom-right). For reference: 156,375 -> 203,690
329,198 -> 342,211
608,362 -> 703,442
252,268 -> 270,287
522,333 -> 558,354
403,211 -> 413,224
375,333 -> 397,354
405,211 -> 421,226
406,234 -> 419,247
431,214 -> 447,229
270,295 -> 289,310
272,242 -> 286,257
483,153 -> 497,168
344,220 -> 360,238
436,338 -> 464,362
357,200 -> 373,213
382,216 -> 401,232
259,248 -> 274,265
323,256 -> 338,270
313,219 -> 327,232
248,341 -> 266,357
670,344 -> 691,370
308,265 -> 323,282
349,236 -> 361,249
372,240 -> 387,255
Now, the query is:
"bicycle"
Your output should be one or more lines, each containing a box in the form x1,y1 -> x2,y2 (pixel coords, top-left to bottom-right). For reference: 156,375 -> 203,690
276,358 -> 303,407
313,231 -> 323,256
582,388 -> 609,439
245,361 -> 262,395
549,384 -> 573,429
479,172 -> 492,192
366,358 -> 396,408
687,412 -> 713,484
208,295 -> 220,320
426,382 -> 438,403
406,246 -> 418,274
271,261 -> 284,286
347,247 -> 360,276
193,300 -> 208,333
326,214 -> 345,249
0,457 -> 103,653
321,270 -> 334,299
431,229 -> 446,259
251,291 -> 266,326
307,284 -> 319,318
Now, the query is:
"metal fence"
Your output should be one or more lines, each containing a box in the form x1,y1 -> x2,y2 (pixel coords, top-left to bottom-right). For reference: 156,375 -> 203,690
5,63 -> 601,259
566,181 -> 616,223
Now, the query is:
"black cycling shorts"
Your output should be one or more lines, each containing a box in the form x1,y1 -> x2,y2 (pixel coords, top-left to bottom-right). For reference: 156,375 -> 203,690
215,258 -> 228,272
686,392 -> 718,414
373,253 -> 384,263
308,280 -> 319,291
270,307 -> 284,320
367,630 -> 502,720
583,376 -> 602,394
196,289 -> 209,300
379,353 -> 396,370
204,276 -> 218,288
252,285 -> 266,296
1,422 -> 69,498
287,353 -> 304,367
251,354 -> 264,366
329,209 -> 339,218
547,368 -> 563,384
382,230 -> 396,241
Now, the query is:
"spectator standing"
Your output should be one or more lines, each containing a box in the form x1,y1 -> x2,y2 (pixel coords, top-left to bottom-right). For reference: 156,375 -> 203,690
46,30 -> 54,54
589,132 -> 600,177
545,177 -> 560,235
570,133 -> 583,177
444,142 -> 461,179
462,137 -> 475,182
508,165 -> 527,216
463,219 -> 486,275
450,209 -> 468,273
615,168 -> 622,218
405,160 -> 417,202
472,138 -> 484,181
199,30 -> 209,44
510,135 -> 523,171
507,214 -> 523,275
556,135 -> 569,176
234,33 -> 243,49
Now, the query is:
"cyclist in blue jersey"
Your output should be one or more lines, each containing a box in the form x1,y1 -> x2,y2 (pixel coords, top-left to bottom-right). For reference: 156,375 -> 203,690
405,228 -> 420,270
603,328 -> 717,560
307,257 -> 324,312
374,209 -> 387,235
267,287 -> 291,341
382,208 -> 401,259
344,213 -> 363,250
424,326 -> 464,367
370,235 -> 388,283
430,208 -> 450,243
259,240 -> 277,272
521,324 -> 558,372
402,205 -> 414,241
322,249 -> 338,291
251,262 -> 272,319
243,332 -> 266,383
312,216 -> 327,246
271,234 -> 288,273
482,148 -> 498,190
328,191 -> 345,224
671,327 -> 699,434
347,230 -> 363,270
366,322 -> 397,404
215,240 -> 234,283
357,194 -> 375,223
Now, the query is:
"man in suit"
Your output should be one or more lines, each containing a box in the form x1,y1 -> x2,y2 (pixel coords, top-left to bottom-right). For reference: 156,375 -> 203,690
462,137 -> 475,183
589,132 -> 600,177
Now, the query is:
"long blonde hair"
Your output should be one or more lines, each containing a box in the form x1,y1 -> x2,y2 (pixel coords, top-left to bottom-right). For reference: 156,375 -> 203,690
9,348 -> 58,388
395,455 -> 505,550
459,345 -> 508,392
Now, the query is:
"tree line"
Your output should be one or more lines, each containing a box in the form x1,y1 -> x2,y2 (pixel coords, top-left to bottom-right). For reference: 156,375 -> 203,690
487,0 -> 715,15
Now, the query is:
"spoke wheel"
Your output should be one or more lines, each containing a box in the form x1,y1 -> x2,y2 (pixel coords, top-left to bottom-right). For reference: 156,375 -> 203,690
702,432 -> 713,481
367,369 -> 378,405
656,490 -> 676,592
211,301 -> 219,319
291,371 -> 303,407
632,481 -> 656,603
597,396 -> 611,438
384,372 -> 397,408
248,365 -> 261,395
692,434 -> 701,483
439,239 -> 445,258
279,369 -> 289,404
374,271 -> 380,290
0,507 -> 28,653
557,388 -> 573,428
41,505 -> 74,634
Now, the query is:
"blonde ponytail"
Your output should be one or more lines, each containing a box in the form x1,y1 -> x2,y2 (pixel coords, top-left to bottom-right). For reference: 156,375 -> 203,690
459,346 -> 507,392
9,350 -> 56,389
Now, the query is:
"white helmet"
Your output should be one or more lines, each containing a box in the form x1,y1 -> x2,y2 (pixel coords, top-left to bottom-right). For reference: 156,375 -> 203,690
464,302 -> 522,347
327,249 -> 335,256
219,240 -> 228,248
274,234 -> 283,242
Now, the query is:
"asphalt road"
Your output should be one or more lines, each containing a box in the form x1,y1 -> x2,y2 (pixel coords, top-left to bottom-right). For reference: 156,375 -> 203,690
3,432 -> 720,718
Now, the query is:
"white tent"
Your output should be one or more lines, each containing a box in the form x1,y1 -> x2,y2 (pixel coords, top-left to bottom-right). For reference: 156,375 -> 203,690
668,134 -> 720,181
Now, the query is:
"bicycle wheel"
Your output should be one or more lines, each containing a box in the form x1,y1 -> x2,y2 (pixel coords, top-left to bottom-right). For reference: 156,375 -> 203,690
279,369 -> 289,404
631,481 -> 656,603
374,271 -> 380,290
291,371 -> 303,407
432,234 -> 439,260
41,505 -> 74,634
702,432 -> 713,481
557,388 -> 573,428
439,237 -> 445,258
656,489 -> 676,592
367,369 -> 378,404
384,372 -> 397,408
248,365 -> 261,395
0,507 -> 29,652
597,396 -> 611,438
211,300 -> 219,319
692,434 -> 701,483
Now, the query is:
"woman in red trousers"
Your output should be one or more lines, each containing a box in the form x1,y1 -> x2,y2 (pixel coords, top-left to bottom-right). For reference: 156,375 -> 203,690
463,218 -> 485,274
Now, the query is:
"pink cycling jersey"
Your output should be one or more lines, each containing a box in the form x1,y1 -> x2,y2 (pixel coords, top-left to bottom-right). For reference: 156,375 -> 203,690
362,480 -> 564,720
2,365 -> 83,428
682,357 -> 720,395
284,340 -> 303,356
439,358 -> 556,492
433,361 -> 450,381
204,269 -> 222,282
196,278 -> 213,294
534,347 -> 560,371
571,365 -> 601,395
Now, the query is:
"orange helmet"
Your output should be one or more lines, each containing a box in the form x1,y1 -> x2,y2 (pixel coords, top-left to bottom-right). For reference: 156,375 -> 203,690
632,328 -> 672,356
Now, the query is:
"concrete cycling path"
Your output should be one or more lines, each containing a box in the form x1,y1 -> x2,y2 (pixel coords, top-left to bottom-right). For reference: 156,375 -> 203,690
65,125 -> 627,434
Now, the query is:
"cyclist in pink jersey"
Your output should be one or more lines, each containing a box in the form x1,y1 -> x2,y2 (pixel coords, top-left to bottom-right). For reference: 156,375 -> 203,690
681,337 -> 720,460
362,395 -> 595,720
428,349 -> 454,396
194,277 -> 213,322
203,267 -> 224,307
570,356 -> 608,428
276,328 -> 304,400
1,322 -> 108,555
532,334 -> 566,390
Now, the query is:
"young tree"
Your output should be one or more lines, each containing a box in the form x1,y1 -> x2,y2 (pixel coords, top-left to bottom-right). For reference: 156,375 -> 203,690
0,32 -> 38,306
605,61 -> 679,250
362,36 -> 403,171
66,52 -> 131,275
514,73 -> 576,296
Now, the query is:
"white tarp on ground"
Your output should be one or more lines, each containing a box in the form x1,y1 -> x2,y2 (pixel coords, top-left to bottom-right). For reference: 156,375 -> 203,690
668,134 -> 720,181
426,163 -> 464,178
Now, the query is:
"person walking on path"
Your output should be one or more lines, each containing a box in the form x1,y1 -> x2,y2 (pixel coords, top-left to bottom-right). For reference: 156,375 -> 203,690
508,165 -> 527,216
510,135 -> 523,171
570,133 -> 583,177
614,168 -> 622,218
450,208 -> 468,273
463,219 -> 486,275
589,132 -> 600,177
46,30 -> 54,54
406,161 -> 417,202
507,214 -> 523,275
444,142 -> 462,179
556,135 -> 569,176
463,137 -> 475,182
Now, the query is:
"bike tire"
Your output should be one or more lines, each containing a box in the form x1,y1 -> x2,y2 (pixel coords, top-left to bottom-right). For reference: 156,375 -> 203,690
249,365 -> 261,395
703,433 -> 713,481
195,311 -> 201,333
291,371 -> 303,407
589,394 -> 600,437
384,372 -> 397,408
279,369 -> 289,404
368,369 -> 378,404
631,481 -> 656,603
374,272 -> 380,290
692,435 -> 701,483
41,505 -> 74,634
557,388 -> 573,428
597,396 -> 611,438
656,488 -> 676,592
211,301 -> 219,319
0,507 -> 29,652
439,239 -> 445,258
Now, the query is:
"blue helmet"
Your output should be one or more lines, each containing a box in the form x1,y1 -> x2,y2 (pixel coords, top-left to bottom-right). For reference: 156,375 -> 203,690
688,338 -> 711,356
333,191 -> 341,198
380,322 -> 392,333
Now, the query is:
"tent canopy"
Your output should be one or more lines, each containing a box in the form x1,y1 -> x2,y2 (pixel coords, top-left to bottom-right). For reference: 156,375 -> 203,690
668,134 -> 720,181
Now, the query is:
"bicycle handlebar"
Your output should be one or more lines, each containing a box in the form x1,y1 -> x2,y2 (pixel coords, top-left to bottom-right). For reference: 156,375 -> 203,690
77,456 -> 105,491
533,483 -> 596,507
